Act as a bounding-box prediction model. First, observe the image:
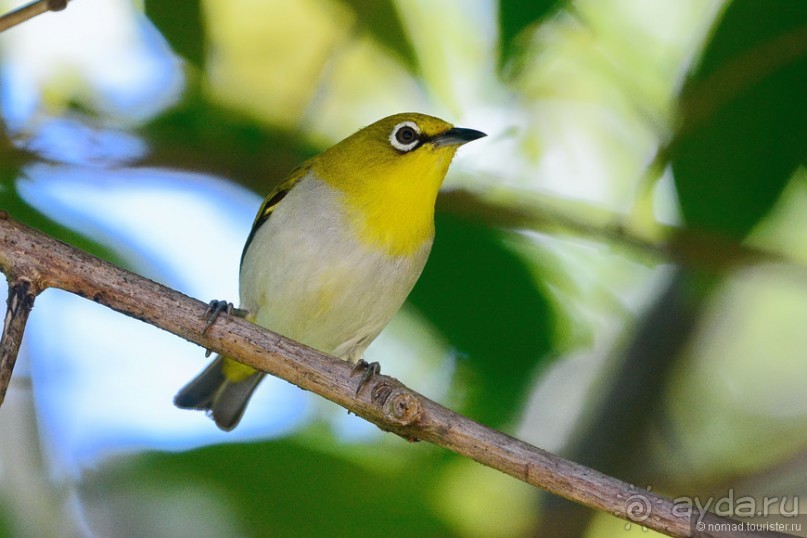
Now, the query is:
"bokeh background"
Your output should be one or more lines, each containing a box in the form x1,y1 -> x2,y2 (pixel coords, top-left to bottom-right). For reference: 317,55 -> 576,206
0,0 -> 805,536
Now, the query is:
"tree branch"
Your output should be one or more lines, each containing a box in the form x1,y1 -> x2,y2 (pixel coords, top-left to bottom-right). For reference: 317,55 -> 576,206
0,0 -> 68,33
438,189 -> 807,276
0,274 -> 37,405
0,214 -> 790,538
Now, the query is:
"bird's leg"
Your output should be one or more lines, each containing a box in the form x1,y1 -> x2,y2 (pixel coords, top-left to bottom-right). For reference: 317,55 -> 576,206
202,299 -> 247,333
201,299 -> 248,356
202,300 -> 249,355
351,359 -> 381,395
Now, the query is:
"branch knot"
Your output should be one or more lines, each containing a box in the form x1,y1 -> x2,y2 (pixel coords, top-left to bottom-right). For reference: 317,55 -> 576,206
381,388 -> 422,426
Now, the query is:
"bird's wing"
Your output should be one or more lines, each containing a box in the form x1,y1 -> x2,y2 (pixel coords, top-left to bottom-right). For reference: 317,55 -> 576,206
240,163 -> 310,267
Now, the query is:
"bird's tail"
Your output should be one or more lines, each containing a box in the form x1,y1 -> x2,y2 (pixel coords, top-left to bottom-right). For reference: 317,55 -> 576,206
174,356 -> 265,431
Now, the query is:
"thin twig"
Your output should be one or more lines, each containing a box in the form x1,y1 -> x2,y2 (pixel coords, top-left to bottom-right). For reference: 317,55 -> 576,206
0,0 -> 68,33
0,215 -> 793,538
438,188 -> 807,275
0,274 -> 38,406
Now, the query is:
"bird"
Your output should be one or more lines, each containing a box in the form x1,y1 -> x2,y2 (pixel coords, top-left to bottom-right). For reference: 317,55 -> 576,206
174,112 -> 486,431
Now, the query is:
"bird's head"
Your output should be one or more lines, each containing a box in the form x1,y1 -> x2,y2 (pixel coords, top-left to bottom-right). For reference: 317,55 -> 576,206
313,112 -> 485,191
311,113 -> 486,255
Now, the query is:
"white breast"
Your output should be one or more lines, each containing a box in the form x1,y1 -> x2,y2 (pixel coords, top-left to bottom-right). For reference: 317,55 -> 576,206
239,175 -> 432,362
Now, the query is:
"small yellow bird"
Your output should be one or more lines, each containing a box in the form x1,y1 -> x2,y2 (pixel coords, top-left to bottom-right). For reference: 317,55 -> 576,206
174,113 -> 485,430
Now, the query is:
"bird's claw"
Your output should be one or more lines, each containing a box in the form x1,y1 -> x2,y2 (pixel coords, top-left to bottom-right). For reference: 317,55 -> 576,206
351,359 -> 381,396
202,299 -> 248,335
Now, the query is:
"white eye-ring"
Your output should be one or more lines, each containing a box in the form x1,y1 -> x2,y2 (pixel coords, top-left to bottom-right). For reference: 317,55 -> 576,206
389,121 -> 421,152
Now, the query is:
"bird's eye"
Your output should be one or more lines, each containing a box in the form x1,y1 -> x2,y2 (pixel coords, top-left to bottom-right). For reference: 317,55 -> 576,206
396,126 -> 416,144
389,121 -> 421,152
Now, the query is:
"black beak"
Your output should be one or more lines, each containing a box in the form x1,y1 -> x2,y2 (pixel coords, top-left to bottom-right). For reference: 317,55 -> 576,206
432,127 -> 487,148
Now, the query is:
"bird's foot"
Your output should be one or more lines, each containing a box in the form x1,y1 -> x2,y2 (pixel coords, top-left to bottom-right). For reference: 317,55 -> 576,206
351,359 -> 381,396
202,300 -> 248,355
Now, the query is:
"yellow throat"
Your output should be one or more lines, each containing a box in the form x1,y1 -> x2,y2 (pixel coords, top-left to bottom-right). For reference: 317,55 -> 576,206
311,113 -> 480,257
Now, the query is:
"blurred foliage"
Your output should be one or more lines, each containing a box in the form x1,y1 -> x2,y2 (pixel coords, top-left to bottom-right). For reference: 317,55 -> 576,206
411,213 -> 553,427
538,1 -> 807,534
1,0 -> 807,537
337,0 -> 416,69
82,439 -> 452,537
540,1 -> 807,533
498,0 -> 560,71
145,0 -> 205,68
0,506 -> 10,538
672,0 -> 807,239
140,94 -> 315,192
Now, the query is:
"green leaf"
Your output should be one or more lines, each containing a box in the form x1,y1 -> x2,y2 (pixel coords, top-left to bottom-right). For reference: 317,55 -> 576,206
499,0 -> 561,70
0,503 -> 11,538
145,0 -> 206,68
140,95 -> 315,193
409,213 -> 553,427
81,439 -> 452,537
671,0 -> 807,239
337,0 -> 417,69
